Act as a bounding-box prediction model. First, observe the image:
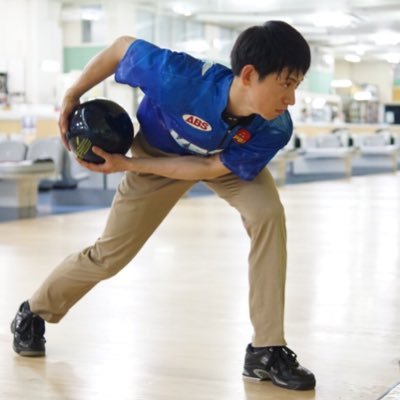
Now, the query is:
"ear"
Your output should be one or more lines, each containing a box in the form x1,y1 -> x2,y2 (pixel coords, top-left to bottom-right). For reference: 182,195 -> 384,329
240,65 -> 257,86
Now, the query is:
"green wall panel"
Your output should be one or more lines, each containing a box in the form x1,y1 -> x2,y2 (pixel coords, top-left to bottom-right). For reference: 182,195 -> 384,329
306,69 -> 333,94
63,46 -> 105,72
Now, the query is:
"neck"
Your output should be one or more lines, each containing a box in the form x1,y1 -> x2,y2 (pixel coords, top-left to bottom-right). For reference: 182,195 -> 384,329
226,76 -> 253,117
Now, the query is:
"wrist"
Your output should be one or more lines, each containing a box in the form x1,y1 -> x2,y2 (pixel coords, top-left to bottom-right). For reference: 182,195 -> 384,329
64,88 -> 82,102
126,157 -> 138,172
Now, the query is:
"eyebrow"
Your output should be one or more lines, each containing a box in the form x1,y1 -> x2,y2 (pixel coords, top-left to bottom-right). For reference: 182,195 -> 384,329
277,73 -> 304,84
286,76 -> 303,84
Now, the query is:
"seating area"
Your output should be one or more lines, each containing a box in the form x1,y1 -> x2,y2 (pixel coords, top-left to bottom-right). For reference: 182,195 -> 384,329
268,128 -> 400,186
289,129 -> 357,178
352,129 -> 399,172
0,137 -> 89,217
1,127 -> 400,218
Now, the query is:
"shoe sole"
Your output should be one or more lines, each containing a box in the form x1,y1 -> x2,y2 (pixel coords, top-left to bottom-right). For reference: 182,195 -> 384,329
243,374 -> 315,391
243,375 -> 271,383
12,343 -> 45,357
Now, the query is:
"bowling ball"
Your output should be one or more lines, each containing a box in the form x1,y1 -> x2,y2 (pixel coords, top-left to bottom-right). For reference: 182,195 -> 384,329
67,98 -> 134,164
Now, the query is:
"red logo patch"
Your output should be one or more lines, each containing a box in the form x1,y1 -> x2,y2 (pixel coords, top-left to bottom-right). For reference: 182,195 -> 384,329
183,114 -> 212,131
233,129 -> 251,144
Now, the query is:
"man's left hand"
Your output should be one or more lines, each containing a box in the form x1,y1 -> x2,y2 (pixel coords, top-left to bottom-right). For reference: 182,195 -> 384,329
76,146 -> 131,173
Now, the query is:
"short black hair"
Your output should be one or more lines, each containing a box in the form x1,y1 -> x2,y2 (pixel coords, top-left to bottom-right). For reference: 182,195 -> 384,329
230,21 -> 311,79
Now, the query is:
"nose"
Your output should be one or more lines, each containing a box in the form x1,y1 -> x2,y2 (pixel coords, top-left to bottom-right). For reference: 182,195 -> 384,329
284,90 -> 296,106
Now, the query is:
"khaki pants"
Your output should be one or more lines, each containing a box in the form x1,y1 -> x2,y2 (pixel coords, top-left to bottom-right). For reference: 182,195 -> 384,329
30,133 -> 287,347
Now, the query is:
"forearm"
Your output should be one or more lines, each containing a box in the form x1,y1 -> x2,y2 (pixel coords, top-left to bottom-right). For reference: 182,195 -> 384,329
80,147 -> 231,181
66,36 -> 135,99
128,154 -> 230,180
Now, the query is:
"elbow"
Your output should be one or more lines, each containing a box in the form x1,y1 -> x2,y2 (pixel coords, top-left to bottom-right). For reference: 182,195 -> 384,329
203,155 -> 230,179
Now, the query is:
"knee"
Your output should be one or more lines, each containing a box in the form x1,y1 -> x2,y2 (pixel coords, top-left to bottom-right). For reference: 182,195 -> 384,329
242,199 -> 285,228
81,245 -> 126,280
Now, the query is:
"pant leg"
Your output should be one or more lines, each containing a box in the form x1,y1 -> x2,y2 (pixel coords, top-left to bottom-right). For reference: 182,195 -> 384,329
29,134 -> 194,322
205,168 -> 287,346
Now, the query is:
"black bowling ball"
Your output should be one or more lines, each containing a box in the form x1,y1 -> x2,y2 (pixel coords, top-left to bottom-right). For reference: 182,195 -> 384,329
67,98 -> 134,164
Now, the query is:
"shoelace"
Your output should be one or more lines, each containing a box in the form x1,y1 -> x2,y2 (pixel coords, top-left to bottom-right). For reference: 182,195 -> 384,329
16,312 -> 45,338
15,311 -> 34,333
265,346 -> 299,371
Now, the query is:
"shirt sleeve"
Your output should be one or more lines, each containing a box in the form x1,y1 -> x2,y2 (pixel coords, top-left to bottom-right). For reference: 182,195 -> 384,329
220,113 -> 293,181
115,39 -> 202,105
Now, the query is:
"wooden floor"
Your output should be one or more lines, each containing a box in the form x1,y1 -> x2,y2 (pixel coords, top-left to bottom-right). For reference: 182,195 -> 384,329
1,173 -> 400,400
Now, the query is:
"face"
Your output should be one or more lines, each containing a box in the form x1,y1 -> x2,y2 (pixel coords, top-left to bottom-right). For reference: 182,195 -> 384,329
244,67 -> 304,120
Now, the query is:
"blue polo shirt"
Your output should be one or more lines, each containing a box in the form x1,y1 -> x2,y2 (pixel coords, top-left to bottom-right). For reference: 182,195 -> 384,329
115,39 -> 292,180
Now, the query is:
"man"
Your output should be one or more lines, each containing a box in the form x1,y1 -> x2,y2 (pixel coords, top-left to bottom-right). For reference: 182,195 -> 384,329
11,21 -> 315,391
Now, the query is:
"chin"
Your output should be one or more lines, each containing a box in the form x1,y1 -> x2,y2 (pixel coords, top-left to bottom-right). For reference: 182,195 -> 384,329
260,113 -> 276,120
266,110 -> 285,120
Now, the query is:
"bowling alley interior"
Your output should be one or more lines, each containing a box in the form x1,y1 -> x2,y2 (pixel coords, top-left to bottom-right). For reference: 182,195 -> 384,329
1,1 -> 400,399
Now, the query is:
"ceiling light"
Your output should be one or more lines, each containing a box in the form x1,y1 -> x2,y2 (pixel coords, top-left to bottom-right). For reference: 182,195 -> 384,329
354,91 -> 373,101
373,30 -> 400,46
296,26 -> 328,35
194,13 -> 292,25
354,45 -> 370,56
383,53 -> 400,64
80,5 -> 104,21
344,54 -> 361,63
312,12 -> 357,28
171,4 -> 193,17
62,5 -> 104,21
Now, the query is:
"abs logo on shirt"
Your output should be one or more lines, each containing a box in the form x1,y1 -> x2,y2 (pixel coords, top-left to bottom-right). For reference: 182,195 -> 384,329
233,129 -> 251,144
183,114 -> 212,132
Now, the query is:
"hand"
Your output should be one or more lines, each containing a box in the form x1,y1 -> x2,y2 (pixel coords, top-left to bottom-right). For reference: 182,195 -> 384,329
58,93 -> 81,151
75,146 -> 132,174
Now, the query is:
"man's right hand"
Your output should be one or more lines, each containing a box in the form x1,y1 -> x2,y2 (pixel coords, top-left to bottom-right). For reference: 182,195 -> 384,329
58,93 -> 80,151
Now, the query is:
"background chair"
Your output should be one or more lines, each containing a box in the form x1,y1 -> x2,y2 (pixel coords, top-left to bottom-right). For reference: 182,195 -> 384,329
0,140 -> 27,162
26,137 -> 65,190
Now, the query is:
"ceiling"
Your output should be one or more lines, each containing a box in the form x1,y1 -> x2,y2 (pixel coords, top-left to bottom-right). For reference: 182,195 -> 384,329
62,0 -> 400,64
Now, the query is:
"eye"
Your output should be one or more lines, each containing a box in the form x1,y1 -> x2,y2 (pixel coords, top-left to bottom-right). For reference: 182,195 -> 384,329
283,80 -> 301,89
